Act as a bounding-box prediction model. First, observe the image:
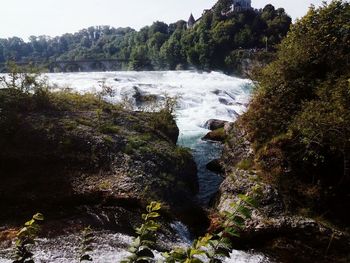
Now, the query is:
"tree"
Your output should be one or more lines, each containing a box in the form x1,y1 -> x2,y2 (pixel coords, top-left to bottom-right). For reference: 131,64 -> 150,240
293,76 -> 350,183
241,0 -> 350,185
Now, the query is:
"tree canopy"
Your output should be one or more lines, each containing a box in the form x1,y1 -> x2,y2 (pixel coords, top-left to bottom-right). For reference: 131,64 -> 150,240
0,3 -> 291,72
241,0 -> 350,187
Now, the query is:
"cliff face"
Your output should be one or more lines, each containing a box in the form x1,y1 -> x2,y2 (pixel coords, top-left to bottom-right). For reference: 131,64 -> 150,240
229,50 -> 275,78
0,89 -> 204,233
214,123 -> 350,262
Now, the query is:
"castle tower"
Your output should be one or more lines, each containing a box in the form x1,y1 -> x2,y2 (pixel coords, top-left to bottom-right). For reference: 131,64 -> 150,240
233,0 -> 252,11
187,13 -> 196,28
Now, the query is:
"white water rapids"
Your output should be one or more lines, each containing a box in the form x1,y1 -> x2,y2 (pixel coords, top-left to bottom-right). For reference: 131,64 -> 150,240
45,70 -> 252,204
0,71 -> 272,263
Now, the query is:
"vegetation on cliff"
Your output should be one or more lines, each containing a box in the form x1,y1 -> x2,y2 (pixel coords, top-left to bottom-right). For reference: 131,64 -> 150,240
0,67 -> 201,230
0,2 -> 291,73
240,0 -> 350,222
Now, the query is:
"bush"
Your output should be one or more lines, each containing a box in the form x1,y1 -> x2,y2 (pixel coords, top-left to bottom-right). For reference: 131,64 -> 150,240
241,0 -> 350,186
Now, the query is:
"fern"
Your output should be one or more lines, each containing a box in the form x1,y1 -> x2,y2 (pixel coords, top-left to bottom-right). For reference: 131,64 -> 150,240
12,213 -> 44,263
121,201 -> 162,263
79,226 -> 94,262
163,189 -> 260,263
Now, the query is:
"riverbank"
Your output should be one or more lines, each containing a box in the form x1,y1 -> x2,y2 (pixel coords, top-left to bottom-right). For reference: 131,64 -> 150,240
0,86 -> 208,236
207,122 -> 350,263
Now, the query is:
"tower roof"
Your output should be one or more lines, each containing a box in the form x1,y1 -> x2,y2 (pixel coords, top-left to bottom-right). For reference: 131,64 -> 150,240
188,13 -> 195,25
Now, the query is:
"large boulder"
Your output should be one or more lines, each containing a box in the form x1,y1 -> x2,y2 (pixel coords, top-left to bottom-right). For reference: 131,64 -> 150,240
206,159 -> 224,174
0,89 -> 204,233
213,123 -> 350,262
204,119 -> 232,131
202,120 -> 234,142
215,169 -> 350,262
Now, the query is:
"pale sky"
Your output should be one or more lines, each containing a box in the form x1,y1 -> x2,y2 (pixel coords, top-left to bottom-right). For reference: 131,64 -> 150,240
0,0 -> 329,41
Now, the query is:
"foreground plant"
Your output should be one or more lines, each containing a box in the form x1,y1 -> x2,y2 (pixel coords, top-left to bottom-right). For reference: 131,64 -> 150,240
163,191 -> 259,263
13,213 -> 44,263
121,202 -> 162,263
79,226 -> 94,262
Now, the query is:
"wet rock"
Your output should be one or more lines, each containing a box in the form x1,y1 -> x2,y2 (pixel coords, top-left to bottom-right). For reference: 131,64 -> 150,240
204,119 -> 230,130
206,159 -> 224,174
227,109 -> 239,118
213,123 -> 350,262
218,98 -> 234,105
202,128 -> 226,142
0,89 -> 202,233
221,123 -> 253,171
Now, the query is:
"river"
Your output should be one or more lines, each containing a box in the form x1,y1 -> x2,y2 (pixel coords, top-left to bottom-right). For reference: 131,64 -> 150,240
45,70 -> 252,204
0,71 -> 271,263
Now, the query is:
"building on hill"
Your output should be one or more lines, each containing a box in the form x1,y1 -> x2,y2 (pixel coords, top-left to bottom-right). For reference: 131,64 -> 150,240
187,13 -> 196,28
187,0 -> 253,28
233,0 -> 252,12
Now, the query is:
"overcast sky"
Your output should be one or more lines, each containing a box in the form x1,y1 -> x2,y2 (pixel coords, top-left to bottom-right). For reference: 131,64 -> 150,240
0,0 -> 329,41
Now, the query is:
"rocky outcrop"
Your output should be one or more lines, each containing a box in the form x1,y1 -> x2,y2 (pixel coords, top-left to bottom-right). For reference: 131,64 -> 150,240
202,120 -> 234,142
202,128 -> 226,142
206,159 -> 224,174
214,124 -> 350,262
216,169 -> 350,262
204,119 -> 230,131
0,89 -> 205,234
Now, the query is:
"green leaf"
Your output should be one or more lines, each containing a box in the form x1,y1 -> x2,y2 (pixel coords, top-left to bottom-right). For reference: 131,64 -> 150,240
24,219 -> 35,227
238,194 -> 258,207
131,236 -> 141,248
225,227 -> 240,238
190,248 -> 206,257
17,227 -> 28,237
232,216 -> 245,228
33,213 -> 44,221
187,258 -> 204,263
197,233 -> 213,247
148,202 -> 161,212
237,206 -> 252,219
147,212 -> 160,218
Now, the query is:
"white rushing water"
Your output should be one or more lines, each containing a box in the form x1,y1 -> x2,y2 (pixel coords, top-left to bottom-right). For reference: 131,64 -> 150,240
45,70 -> 252,204
0,71 -> 272,263
0,228 -> 269,263
43,71 -> 251,130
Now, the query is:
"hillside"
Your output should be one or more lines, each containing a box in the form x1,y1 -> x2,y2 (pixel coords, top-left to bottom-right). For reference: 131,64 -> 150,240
0,1 -> 291,73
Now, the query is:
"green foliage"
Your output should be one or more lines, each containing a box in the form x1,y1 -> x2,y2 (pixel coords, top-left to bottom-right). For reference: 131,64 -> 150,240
98,123 -> 120,134
121,202 -> 162,263
79,226 -> 94,262
149,94 -> 178,132
241,0 -> 350,185
236,158 -> 254,171
0,61 -> 47,93
13,213 -> 44,263
0,3 -> 291,73
163,192 -> 259,263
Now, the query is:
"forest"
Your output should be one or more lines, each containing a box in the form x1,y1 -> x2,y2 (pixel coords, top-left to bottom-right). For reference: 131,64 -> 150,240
0,2 -> 291,72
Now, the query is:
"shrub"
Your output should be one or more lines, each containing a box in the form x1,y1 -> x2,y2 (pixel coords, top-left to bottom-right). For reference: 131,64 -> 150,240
13,213 -> 44,263
240,0 -> 350,187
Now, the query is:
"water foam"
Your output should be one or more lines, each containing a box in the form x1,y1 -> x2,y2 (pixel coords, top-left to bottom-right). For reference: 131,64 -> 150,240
44,71 -> 252,204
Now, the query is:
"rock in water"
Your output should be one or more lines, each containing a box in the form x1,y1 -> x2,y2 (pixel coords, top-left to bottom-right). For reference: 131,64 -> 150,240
202,127 -> 227,142
206,159 -> 224,174
204,119 -> 230,130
